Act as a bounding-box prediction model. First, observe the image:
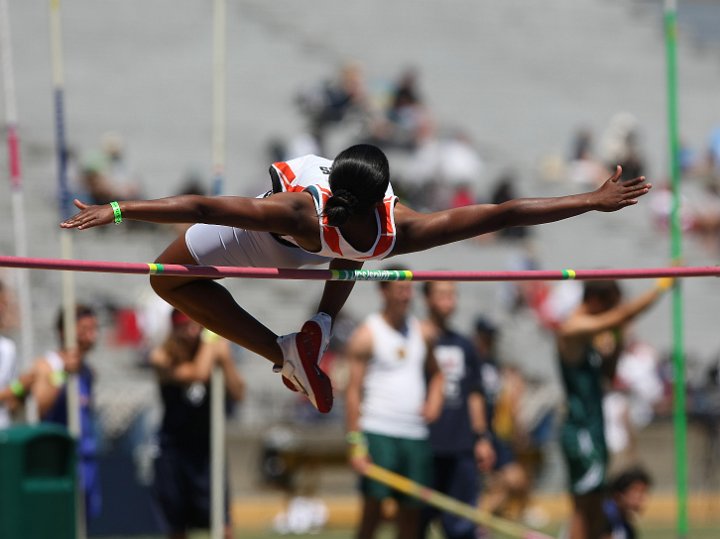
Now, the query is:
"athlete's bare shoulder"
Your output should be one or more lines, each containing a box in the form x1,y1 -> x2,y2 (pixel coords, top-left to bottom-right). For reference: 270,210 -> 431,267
259,190 -> 322,248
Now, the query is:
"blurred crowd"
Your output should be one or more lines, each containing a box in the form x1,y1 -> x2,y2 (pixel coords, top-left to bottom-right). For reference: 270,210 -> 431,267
278,61 -> 720,261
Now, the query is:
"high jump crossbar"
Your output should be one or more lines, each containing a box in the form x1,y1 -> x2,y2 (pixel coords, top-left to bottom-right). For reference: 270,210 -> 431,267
363,463 -> 552,539
0,255 -> 718,282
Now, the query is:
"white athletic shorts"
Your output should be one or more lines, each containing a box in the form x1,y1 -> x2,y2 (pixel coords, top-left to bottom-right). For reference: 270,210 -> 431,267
185,223 -> 330,269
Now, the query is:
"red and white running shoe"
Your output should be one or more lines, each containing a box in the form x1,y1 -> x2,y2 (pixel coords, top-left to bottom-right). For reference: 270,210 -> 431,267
276,313 -> 333,413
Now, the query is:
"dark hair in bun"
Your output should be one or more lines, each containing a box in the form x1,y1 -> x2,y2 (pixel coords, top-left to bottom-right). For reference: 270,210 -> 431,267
324,144 -> 390,227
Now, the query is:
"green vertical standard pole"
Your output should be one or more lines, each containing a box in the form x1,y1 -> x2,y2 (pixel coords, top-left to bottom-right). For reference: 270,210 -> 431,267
664,1 -> 689,537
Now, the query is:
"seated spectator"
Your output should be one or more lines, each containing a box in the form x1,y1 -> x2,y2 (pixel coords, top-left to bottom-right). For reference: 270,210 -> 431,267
295,62 -> 370,155
566,128 -> 608,188
364,67 -> 433,152
600,112 -> 646,181
78,149 -> 141,207
100,131 -> 143,200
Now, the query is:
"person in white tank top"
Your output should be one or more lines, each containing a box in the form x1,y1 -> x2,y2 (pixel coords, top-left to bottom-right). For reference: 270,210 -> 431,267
344,278 -> 444,539
62,144 -> 652,414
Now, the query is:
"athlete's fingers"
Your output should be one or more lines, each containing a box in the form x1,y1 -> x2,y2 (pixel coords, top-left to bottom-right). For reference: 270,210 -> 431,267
609,165 -> 622,183
621,176 -> 646,187
73,198 -> 88,210
624,183 -> 650,195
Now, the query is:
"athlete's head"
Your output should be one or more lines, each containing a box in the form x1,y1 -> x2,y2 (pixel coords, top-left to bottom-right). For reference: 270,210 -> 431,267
325,144 -> 390,227
583,280 -> 622,313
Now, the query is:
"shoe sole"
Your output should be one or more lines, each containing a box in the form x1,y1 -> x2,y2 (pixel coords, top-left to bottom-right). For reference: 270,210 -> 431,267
294,320 -> 334,413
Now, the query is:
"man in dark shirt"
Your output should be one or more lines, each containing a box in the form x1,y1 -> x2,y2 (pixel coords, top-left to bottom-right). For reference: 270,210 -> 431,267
419,281 -> 495,539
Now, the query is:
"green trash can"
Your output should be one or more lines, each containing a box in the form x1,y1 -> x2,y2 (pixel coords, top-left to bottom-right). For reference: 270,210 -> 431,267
0,424 -> 77,539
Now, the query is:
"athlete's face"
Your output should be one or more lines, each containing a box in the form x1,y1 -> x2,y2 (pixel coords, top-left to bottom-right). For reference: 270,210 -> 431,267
426,282 -> 457,321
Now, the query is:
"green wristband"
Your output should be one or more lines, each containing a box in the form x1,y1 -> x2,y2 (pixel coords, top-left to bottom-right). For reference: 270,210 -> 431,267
9,380 -> 25,398
50,370 -> 67,387
346,431 -> 367,446
110,201 -> 122,224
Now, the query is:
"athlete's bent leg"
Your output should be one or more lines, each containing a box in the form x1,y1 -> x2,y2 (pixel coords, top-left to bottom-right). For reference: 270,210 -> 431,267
151,236 -> 334,412
150,236 -> 283,365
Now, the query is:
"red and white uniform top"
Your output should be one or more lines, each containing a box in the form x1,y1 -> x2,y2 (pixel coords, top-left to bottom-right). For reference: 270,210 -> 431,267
269,154 -> 398,261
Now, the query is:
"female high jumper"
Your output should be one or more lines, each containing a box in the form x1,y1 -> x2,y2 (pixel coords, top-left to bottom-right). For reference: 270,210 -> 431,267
61,144 -> 651,413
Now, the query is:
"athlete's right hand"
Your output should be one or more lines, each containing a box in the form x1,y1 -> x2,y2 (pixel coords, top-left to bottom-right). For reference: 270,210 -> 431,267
60,199 -> 114,230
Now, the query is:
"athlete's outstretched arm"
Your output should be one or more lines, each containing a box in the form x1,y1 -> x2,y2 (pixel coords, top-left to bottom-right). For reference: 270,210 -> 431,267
60,192 -> 312,236
393,166 -> 651,254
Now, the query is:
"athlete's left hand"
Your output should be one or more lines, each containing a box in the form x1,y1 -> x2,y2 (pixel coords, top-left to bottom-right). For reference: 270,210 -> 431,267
592,166 -> 652,212
60,199 -> 114,230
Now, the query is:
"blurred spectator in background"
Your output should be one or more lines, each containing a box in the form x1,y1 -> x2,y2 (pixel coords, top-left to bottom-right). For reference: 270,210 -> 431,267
365,67 -> 433,153
567,128 -> 608,188
419,282 -> 495,539
79,159 -> 116,206
602,466 -> 653,539
0,274 -> 19,331
0,305 -> 102,520
403,130 -> 485,212
40,305 -> 102,519
78,156 -> 137,207
295,62 -> 370,156
100,131 -> 143,199
150,309 -> 244,539
603,338 -> 663,475
344,278 -> 444,539
476,313 -> 554,528
687,355 -> 720,493
555,280 -> 669,539
76,132 -> 142,207
0,280 -> 18,429
707,124 -> 720,183
600,113 -> 645,181
479,363 -> 533,523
